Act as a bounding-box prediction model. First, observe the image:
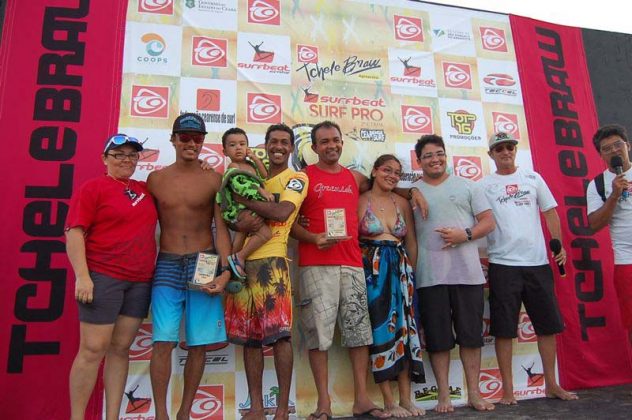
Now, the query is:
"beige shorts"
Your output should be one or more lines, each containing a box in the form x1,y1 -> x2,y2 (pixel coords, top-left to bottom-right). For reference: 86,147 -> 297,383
298,265 -> 373,351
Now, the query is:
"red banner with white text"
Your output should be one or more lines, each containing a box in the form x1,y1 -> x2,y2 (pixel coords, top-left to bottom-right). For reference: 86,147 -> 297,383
510,15 -> 632,388
0,1 -> 127,418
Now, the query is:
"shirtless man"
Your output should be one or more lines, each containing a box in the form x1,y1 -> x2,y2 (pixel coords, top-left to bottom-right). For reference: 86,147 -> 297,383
148,113 -> 232,420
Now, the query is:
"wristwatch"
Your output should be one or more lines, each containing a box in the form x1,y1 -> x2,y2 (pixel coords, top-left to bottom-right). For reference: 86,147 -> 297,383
465,227 -> 473,241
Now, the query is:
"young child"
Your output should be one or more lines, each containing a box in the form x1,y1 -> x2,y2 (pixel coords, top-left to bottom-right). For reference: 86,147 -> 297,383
217,127 -> 273,285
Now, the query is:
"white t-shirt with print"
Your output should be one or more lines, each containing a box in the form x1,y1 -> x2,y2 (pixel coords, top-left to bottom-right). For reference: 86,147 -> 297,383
586,167 -> 632,264
479,167 -> 557,266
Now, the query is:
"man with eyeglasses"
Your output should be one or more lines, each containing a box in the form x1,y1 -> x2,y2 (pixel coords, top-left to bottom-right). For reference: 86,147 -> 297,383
147,113 -> 232,420
413,134 -> 494,413
479,132 -> 577,405
587,124 -> 632,346
410,134 -> 495,413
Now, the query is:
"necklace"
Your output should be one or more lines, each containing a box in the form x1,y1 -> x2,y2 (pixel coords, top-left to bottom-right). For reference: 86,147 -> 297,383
108,174 -> 138,201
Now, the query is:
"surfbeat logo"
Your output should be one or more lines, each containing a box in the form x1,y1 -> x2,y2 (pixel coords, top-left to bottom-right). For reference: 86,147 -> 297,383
297,44 -> 318,64
192,37 -> 227,67
480,27 -> 508,52
123,385 -> 153,415
199,144 -> 225,174
492,112 -> 520,138
129,323 -> 153,361
142,33 -> 165,57
138,0 -> 173,15
453,156 -> 482,181
517,312 -> 537,342
393,15 -> 423,42
248,0 -> 280,25
191,385 -> 224,419
443,62 -> 472,89
301,84 -> 319,103
131,85 -> 169,118
479,369 -> 503,400
197,89 -> 221,111
401,105 -> 433,134
247,93 -> 282,124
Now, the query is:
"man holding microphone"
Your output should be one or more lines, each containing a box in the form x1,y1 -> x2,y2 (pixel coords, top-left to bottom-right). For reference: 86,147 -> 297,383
479,132 -> 577,405
587,124 -> 632,346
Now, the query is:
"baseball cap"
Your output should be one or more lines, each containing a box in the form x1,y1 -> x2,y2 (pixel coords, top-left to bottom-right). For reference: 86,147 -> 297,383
172,113 -> 207,134
489,132 -> 518,150
103,134 -> 143,154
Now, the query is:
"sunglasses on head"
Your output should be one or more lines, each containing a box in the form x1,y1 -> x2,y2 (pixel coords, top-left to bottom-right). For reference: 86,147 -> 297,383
105,134 -> 140,149
177,132 -> 205,144
493,143 -> 516,153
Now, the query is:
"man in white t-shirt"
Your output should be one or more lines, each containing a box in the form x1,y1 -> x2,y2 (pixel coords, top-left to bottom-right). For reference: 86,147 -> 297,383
480,132 -> 577,404
411,134 -> 496,413
586,124 -> 632,346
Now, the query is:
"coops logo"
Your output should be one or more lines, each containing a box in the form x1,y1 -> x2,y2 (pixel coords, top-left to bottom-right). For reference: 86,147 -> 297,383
192,37 -> 227,67
131,85 -> 169,118
401,105 -> 433,134
142,33 -> 165,56
191,385 -> 224,419
394,15 -> 423,42
492,112 -> 520,138
480,27 -> 508,52
247,93 -> 282,124
138,0 -> 173,15
453,156 -> 482,181
129,323 -> 153,361
443,62 -> 472,89
479,369 -> 503,400
248,0 -> 280,25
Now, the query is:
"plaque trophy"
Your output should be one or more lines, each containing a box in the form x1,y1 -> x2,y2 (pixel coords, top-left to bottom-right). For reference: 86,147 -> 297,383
188,252 -> 219,290
324,208 -> 348,239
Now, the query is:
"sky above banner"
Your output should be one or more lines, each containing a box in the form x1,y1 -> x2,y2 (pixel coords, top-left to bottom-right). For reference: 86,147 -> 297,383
425,0 -> 632,35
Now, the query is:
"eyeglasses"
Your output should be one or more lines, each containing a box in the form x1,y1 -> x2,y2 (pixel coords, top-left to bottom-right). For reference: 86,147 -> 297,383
104,134 -> 141,151
107,152 -> 140,161
492,143 -> 516,153
420,151 -> 446,160
177,132 -> 205,144
378,167 -> 402,177
601,140 -> 627,154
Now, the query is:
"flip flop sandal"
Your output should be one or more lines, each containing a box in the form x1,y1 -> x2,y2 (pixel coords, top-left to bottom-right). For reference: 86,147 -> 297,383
228,254 -> 246,280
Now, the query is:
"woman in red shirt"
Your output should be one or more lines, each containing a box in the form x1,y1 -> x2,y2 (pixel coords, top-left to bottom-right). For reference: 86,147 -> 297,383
65,134 -> 157,420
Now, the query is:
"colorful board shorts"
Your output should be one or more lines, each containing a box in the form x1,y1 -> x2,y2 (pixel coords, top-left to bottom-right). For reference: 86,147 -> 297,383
298,265 -> 373,351
151,251 -> 226,346
225,257 -> 292,347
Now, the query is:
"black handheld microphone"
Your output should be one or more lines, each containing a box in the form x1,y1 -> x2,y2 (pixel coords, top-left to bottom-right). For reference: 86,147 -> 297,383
610,155 -> 629,199
549,239 -> 566,277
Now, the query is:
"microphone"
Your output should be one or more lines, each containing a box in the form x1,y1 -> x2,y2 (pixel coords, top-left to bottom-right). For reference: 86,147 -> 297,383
610,155 -> 629,199
549,239 -> 566,277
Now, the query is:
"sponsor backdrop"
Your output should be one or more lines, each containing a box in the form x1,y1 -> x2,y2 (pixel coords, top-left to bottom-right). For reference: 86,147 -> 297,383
1,0 -> 630,419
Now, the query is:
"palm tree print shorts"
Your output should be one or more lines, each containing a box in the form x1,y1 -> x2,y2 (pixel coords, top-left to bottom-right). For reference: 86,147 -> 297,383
225,257 -> 292,347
